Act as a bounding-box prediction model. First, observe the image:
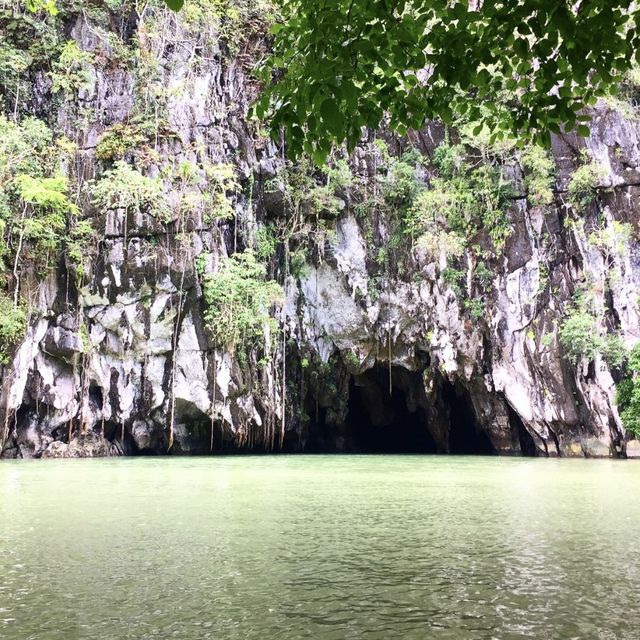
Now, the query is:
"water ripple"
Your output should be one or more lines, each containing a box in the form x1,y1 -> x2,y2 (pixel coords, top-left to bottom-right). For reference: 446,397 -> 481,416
0,456 -> 638,639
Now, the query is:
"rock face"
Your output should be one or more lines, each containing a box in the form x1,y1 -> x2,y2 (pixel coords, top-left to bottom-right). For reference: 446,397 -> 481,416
1,4 -> 640,459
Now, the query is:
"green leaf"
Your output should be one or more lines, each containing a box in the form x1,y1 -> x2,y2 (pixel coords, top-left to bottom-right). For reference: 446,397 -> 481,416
320,98 -> 345,136
312,147 -> 328,166
163,0 -> 184,11
576,124 -> 590,138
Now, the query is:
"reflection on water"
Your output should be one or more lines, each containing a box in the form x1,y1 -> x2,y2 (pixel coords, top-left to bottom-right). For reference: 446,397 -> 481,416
0,455 -> 638,639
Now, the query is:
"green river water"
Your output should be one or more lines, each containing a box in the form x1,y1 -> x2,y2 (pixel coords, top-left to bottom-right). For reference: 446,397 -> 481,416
0,455 -> 638,640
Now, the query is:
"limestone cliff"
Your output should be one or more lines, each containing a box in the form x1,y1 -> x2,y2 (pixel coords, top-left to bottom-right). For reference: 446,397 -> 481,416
1,1 -> 640,458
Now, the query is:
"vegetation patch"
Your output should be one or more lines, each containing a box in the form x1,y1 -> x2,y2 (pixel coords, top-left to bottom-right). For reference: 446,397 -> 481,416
89,161 -> 169,221
200,249 -> 283,352
559,293 -> 625,368
567,156 -> 608,210
616,344 -> 640,438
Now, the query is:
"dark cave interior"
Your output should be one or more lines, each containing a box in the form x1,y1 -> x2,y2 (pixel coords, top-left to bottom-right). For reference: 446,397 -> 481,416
346,371 -> 437,453
343,366 -> 495,455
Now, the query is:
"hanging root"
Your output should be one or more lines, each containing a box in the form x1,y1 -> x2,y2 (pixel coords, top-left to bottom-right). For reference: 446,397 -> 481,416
210,351 -> 217,453
280,330 -> 286,451
0,407 -> 13,454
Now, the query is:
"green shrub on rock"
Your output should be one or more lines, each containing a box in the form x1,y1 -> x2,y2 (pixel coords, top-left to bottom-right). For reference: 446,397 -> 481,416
201,250 -> 283,351
558,310 -> 601,364
89,161 -> 169,220
567,159 -> 608,209
95,124 -> 147,161
559,304 -> 626,368
616,345 -> 640,438
406,142 -> 514,255
50,40 -> 94,98
0,295 -> 26,365
520,145 -> 555,207
0,114 -> 79,350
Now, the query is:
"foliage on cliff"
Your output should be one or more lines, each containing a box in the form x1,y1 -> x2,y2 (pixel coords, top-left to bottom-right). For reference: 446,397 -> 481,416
559,307 -> 626,368
616,345 -> 640,438
200,250 -> 283,351
2,0 -> 640,456
0,115 -> 85,361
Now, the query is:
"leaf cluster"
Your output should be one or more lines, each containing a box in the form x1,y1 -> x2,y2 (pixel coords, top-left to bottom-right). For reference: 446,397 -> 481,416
520,146 -> 555,207
0,116 -> 76,265
559,299 -> 626,367
0,294 -> 26,365
253,0 -> 640,161
202,249 -> 283,350
89,161 -> 170,221
50,39 -> 94,98
95,124 -> 149,162
0,114 -> 82,358
567,159 -> 608,210
616,344 -> 640,438
406,142 -> 514,253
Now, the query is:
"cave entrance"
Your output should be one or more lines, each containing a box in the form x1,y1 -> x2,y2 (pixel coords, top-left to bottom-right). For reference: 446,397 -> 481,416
345,366 -> 437,453
342,366 -> 497,455
442,381 -> 495,455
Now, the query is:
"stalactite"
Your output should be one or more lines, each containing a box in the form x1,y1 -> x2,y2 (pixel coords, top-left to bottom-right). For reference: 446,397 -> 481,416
268,341 -> 275,452
168,290 -> 184,453
280,330 -> 286,450
280,243 -> 289,451
79,354 -> 90,435
299,358 -> 304,445
168,248 -> 189,452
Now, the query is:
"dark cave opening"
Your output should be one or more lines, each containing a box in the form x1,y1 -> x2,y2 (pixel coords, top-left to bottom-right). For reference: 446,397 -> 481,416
345,367 -> 437,453
88,384 -> 104,411
340,366 -> 496,455
442,381 -> 495,455
506,402 -> 538,457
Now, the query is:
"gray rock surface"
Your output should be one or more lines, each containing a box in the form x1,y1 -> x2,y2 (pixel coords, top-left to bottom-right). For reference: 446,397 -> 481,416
1,6 -> 639,459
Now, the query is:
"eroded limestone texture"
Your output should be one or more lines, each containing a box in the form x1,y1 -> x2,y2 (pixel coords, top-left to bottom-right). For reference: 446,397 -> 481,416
1,6 -> 640,458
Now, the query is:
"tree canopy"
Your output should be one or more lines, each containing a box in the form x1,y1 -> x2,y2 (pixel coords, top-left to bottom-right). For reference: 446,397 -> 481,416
251,0 -> 640,160
173,1 -> 638,160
